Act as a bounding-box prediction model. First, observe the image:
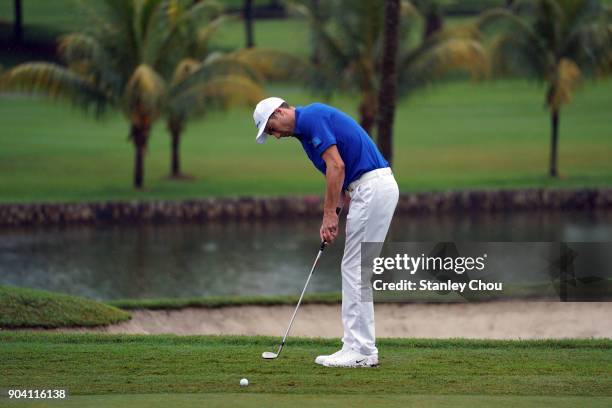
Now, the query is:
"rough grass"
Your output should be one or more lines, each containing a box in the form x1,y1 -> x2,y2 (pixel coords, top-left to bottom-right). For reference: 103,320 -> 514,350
1,333 -> 611,398
0,285 -> 130,328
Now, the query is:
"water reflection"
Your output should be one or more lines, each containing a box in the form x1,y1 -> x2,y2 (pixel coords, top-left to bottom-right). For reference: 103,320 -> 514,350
1,211 -> 611,300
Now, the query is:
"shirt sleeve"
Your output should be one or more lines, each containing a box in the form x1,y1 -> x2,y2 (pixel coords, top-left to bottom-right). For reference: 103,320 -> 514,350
308,114 -> 336,157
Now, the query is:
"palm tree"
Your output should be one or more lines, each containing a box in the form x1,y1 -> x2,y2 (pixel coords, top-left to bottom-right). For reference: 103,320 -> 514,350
0,0 -> 263,188
377,0 -> 401,165
477,0 -> 612,178
295,0 -> 487,146
166,55 -> 263,178
158,1 -> 264,179
225,47 -> 308,82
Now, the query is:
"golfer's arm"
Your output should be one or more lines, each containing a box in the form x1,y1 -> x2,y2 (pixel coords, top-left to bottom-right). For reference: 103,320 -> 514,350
321,145 -> 345,215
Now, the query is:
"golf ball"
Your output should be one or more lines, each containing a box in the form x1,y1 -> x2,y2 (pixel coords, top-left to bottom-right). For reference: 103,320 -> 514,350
240,378 -> 249,387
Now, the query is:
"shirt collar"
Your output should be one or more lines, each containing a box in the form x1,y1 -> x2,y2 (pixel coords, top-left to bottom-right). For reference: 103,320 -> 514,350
293,106 -> 303,139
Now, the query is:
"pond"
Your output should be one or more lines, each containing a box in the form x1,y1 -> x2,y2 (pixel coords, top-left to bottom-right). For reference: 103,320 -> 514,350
1,211 -> 611,300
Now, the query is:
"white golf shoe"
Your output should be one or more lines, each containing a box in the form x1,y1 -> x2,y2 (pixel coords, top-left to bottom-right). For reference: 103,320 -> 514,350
316,348 -> 379,368
314,347 -> 349,365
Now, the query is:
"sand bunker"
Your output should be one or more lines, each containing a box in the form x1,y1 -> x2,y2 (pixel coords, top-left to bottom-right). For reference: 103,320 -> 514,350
62,301 -> 612,339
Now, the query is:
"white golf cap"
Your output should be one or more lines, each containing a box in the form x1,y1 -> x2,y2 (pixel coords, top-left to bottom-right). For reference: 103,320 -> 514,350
253,97 -> 285,144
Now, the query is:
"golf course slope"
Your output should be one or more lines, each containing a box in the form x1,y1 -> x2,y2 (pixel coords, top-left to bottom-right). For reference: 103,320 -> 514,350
0,285 -> 130,328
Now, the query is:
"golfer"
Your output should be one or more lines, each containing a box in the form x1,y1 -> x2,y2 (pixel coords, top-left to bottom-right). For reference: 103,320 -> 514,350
253,97 -> 399,368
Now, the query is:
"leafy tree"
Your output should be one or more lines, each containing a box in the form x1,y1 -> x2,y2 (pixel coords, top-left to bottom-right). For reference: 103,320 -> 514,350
1,0 -> 262,188
294,0 -> 487,138
477,0 -> 612,177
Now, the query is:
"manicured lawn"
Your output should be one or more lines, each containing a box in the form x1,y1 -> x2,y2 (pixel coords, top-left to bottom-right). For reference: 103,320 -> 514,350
3,393 -> 612,408
0,0 -> 90,38
0,79 -> 611,202
1,333 -> 611,403
211,18 -> 311,56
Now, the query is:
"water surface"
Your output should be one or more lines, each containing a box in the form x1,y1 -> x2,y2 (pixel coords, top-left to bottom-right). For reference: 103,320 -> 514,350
1,211 -> 611,300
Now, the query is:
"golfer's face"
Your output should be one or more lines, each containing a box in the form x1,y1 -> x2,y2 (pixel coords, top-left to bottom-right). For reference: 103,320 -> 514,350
266,110 -> 291,138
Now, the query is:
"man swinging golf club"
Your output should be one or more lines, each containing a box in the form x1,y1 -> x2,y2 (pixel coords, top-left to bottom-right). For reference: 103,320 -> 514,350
253,97 -> 399,368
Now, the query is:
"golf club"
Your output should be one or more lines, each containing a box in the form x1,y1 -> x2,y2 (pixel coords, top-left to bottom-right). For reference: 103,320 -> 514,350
262,206 -> 342,360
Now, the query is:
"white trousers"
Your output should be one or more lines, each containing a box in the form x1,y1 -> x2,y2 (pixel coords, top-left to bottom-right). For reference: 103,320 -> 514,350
341,168 -> 399,356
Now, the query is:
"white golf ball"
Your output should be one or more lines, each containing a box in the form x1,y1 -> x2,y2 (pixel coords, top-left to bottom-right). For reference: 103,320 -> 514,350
240,378 -> 249,387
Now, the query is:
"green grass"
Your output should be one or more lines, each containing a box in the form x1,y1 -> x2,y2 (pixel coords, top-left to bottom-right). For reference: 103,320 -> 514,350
0,0 -> 92,34
211,18 -> 311,56
0,0 -> 311,66
109,277 -> 612,309
2,3 -> 610,203
0,285 -> 130,328
0,78 -> 611,203
0,333 -> 610,404
109,292 -> 341,310
0,0 -> 292,37
2,394 -> 611,408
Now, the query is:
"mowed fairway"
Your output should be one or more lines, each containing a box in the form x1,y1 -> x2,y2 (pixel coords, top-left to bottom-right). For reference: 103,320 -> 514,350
1,79 -> 611,202
1,333 -> 611,407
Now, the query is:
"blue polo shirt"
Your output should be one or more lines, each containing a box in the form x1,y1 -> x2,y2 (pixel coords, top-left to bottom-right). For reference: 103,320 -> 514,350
294,103 -> 389,190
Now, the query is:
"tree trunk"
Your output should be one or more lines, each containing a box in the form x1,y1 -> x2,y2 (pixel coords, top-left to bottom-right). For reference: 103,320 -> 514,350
171,130 -> 181,178
376,0 -> 400,165
244,0 -> 254,48
423,9 -> 443,39
130,124 -> 150,189
13,0 -> 23,45
311,0 -> 322,65
549,109 -> 559,178
168,119 -> 183,178
134,144 -> 145,189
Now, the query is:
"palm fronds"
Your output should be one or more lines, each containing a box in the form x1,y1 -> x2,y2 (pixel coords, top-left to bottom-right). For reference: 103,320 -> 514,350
169,75 -> 264,118
0,63 -> 109,116
228,48 -> 309,81
124,64 -> 166,125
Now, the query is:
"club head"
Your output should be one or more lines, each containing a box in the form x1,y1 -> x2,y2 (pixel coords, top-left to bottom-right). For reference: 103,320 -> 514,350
261,351 -> 278,359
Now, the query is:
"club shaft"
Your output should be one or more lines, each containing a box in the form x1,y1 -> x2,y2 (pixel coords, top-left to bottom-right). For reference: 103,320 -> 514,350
273,206 -> 342,357
277,249 -> 323,352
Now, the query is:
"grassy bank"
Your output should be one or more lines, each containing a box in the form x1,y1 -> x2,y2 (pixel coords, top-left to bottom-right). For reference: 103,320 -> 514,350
1,79 -> 611,203
109,292 -> 341,310
0,285 -> 130,328
1,333 -> 610,403
109,278 -> 612,309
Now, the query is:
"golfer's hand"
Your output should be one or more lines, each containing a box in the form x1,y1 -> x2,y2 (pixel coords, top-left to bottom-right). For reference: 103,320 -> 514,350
320,212 -> 339,244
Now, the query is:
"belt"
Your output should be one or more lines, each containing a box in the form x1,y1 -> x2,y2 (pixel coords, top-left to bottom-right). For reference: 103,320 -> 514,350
345,167 -> 393,193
